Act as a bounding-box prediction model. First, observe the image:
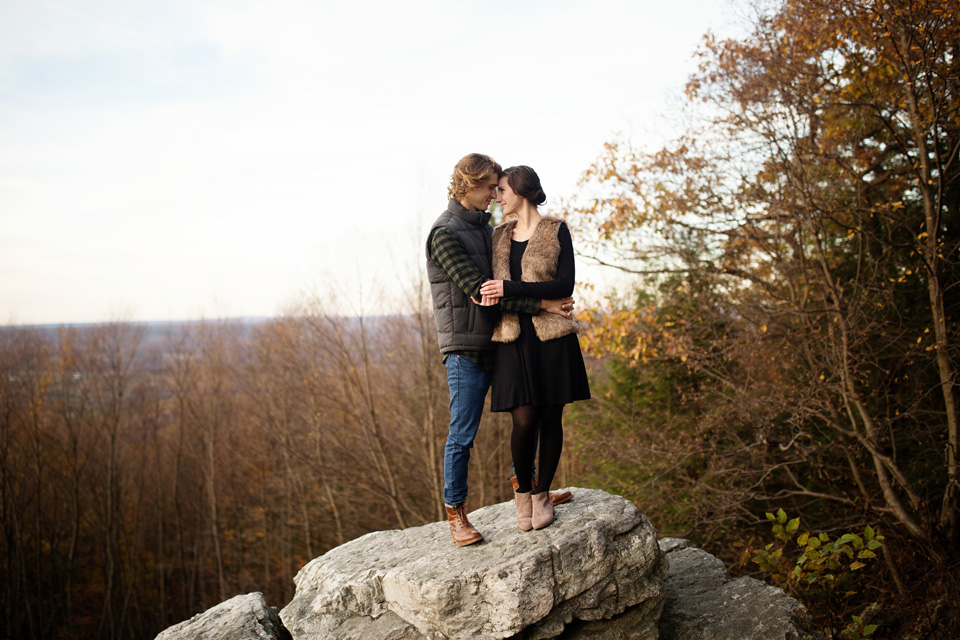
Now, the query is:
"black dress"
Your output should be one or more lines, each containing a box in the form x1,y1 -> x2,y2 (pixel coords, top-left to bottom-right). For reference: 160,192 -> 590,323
490,223 -> 591,412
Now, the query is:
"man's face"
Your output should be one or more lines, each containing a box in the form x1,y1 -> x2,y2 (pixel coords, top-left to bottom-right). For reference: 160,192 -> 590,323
462,174 -> 499,211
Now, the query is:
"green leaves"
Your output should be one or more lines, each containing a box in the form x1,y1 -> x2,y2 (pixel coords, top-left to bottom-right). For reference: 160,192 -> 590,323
844,614 -> 878,639
786,517 -> 800,535
766,509 -> 800,543
751,509 -> 885,639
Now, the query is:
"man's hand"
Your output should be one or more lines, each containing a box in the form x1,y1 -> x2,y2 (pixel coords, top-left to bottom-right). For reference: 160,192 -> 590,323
479,279 -> 504,299
471,295 -> 499,307
541,297 -> 575,318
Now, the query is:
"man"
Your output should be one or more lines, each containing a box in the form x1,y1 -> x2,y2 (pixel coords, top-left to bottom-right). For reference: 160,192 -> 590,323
425,153 -> 573,546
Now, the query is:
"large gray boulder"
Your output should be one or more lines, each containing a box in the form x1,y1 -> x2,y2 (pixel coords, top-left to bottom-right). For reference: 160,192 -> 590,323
657,538 -> 819,640
280,488 -> 664,640
155,592 -> 291,640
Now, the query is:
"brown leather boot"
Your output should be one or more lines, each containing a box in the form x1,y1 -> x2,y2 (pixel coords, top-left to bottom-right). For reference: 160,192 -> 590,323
509,475 -> 572,506
515,491 -> 533,531
445,504 -> 484,546
531,491 -> 555,529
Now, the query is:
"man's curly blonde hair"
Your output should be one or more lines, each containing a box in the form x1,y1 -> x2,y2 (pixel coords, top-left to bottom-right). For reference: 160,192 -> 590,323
448,153 -> 502,201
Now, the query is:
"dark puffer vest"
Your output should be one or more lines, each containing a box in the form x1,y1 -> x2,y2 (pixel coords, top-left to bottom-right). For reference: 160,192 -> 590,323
426,199 -> 496,354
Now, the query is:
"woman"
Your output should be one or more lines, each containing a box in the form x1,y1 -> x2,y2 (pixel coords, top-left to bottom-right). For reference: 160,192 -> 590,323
478,165 -> 591,531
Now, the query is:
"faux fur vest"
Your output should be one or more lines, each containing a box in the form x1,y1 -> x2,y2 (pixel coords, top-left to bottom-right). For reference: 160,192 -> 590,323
491,216 -> 580,343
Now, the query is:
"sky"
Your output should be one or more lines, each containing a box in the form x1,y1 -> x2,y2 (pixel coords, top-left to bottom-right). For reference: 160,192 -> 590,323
0,0 -> 740,325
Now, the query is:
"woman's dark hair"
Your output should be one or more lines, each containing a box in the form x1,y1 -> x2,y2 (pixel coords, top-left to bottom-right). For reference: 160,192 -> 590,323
502,165 -> 546,206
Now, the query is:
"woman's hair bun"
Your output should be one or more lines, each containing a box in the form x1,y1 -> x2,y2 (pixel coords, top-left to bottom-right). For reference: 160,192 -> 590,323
502,165 -> 547,207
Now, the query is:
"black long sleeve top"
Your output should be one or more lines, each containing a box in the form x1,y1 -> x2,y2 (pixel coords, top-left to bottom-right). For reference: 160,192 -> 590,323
502,222 -> 575,301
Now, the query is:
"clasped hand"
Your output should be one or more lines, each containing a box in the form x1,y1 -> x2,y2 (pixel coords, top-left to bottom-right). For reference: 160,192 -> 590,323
474,279 -> 576,319
471,294 -> 499,306
479,279 -> 504,299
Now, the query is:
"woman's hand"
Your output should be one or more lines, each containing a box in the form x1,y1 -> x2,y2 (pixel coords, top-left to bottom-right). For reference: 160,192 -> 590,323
479,279 -> 504,299
541,297 -> 575,318
471,295 -> 499,307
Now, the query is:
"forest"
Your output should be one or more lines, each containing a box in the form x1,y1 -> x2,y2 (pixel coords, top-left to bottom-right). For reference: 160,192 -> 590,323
2,0 -> 957,638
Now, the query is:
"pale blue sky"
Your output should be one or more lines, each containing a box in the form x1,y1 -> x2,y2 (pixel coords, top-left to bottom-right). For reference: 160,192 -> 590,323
1,0 -> 738,324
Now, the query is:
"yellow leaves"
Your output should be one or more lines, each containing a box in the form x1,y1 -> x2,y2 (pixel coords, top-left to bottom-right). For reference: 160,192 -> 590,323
580,303 -> 694,366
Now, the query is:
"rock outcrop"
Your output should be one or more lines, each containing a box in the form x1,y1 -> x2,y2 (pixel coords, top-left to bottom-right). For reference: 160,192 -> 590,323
153,490 -> 822,640
657,538 -> 819,640
279,488 -> 664,640
155,592 -> 291,640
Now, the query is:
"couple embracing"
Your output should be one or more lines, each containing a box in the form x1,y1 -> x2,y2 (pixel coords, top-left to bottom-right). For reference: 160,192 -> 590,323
425,153 -> 591,546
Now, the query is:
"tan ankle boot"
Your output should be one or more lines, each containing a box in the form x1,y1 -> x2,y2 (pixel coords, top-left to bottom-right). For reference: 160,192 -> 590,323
515,491 -> 533,531
445,504 -> 484,546
509,475 -> 572,506
531,491 -> 555,529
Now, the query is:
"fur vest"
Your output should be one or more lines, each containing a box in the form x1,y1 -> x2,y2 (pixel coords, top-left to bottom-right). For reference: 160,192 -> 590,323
491,216 -> 580,343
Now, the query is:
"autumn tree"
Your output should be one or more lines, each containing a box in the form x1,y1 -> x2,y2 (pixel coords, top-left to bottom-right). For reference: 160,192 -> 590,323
567,0 -> 958,635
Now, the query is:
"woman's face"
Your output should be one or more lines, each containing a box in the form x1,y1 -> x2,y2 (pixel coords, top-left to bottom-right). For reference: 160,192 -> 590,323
496,177 -> 523,216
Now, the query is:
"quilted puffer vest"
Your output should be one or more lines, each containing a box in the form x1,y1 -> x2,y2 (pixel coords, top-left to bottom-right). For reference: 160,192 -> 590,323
425,199 -> 496,353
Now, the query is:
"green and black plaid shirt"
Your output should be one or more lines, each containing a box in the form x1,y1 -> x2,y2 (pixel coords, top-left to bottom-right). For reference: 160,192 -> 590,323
428,225 -> 541,371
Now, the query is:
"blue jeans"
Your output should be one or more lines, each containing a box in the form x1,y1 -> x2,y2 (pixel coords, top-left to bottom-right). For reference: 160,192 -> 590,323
443,354 -> 492,507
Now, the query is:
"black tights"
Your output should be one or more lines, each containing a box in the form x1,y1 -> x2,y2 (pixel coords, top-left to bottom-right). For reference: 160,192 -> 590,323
510,404 -> 564,494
